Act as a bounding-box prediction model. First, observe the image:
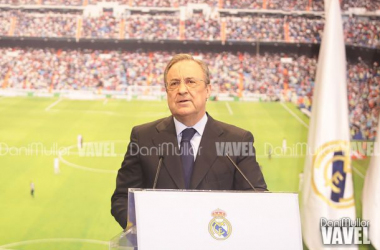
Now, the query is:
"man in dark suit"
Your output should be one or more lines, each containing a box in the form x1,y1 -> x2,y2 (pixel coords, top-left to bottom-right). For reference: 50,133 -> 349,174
111,54 -> 267,229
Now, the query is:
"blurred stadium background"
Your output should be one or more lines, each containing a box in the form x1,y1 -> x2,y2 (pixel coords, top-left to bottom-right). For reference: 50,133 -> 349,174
0,0 -> 379,249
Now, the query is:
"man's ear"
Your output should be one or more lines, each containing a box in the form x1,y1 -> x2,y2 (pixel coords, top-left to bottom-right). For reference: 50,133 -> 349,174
206,84 -> 211,99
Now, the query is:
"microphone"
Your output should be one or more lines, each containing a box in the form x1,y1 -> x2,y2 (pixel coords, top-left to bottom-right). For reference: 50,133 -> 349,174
153,155 -> 164,189
226,154 -> 257,192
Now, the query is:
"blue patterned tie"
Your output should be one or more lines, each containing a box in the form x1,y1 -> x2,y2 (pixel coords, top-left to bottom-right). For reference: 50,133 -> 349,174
180,128 -> 197,189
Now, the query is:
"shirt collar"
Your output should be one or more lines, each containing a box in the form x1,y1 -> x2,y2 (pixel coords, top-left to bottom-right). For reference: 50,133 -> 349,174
173,113 -> 208,137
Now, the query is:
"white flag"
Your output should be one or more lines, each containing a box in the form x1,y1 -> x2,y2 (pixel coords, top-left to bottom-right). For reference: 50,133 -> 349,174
362,118 -> 380,249
301,0 -> 357,249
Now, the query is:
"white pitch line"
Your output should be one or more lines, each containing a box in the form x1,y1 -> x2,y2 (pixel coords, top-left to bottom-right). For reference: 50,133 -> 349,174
0,238 -> 109,248
45,98 -> 62,111
280,102 -> 309,128
352,166 -> 365,179
57,140 -> 129,174
103,99 -> 108,105
0,247 -> 12,250
225,102 -> 233,115
58,146 -> 117,174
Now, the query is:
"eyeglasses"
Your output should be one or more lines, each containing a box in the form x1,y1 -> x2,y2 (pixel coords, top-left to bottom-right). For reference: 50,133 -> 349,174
166,78 -> 205,91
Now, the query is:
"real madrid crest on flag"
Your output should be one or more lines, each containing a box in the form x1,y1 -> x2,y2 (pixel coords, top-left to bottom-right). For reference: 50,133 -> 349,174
312,140 -> 354,208
208,209 -> 232,240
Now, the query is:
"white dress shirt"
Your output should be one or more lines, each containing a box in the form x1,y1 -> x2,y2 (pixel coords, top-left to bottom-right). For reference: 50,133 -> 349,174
173,113 -> 208,160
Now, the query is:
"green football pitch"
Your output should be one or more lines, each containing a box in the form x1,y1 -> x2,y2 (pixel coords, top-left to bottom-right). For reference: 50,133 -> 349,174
0,97 -> 370,250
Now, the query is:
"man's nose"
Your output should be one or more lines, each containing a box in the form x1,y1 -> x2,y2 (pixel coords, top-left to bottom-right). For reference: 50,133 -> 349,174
178,81 -> 188,94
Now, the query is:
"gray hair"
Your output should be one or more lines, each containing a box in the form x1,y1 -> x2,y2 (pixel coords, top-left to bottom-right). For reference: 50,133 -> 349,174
163,54 -> 211,87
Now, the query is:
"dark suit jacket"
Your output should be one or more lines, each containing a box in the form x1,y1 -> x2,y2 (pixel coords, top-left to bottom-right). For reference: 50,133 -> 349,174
111,114 -> 267,228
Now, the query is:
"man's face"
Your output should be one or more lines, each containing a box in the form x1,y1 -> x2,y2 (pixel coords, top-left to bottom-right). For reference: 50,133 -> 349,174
166,60 -> 211,125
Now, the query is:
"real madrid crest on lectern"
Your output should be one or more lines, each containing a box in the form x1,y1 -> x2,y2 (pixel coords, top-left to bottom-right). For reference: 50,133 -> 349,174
208,208 -> 232,240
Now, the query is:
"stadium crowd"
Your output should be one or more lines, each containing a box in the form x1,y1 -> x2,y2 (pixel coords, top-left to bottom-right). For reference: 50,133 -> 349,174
223,0 -> 262,9
88,0 -> 128,5
0,0 -> 82,5
0,9 -> 379,48
130,0 -> 170,7
126,14 -> 179,40
311,0 -> 324,11
287,16 -> 324,43
348,60 -> 380,140
241,53 -> 316,99
43,0 -> 82,5
0,10 -> 12,36
344,17 -> 380,48
226,15 -> 284,41
131,0 -> 219,7
341,0 -> 380,11
14,11 -> 78,38
81,12 -> 120,39
266,0 -> 308,11
1,48 -> 128,90
0,0 -> 379,11
0,47 -> 378,139
184,12 -> 221,41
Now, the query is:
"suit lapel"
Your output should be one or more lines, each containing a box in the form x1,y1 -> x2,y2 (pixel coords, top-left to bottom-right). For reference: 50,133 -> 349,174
152,116 -> 185,189
190,115 -> 223,189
